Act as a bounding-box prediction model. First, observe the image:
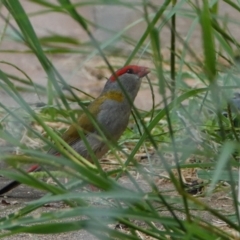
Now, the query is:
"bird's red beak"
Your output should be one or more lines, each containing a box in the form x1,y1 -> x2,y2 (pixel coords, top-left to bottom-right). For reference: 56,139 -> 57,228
137,67 -> 150,78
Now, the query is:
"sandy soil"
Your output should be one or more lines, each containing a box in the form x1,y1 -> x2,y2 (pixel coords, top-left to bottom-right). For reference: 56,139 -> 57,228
0,1 -> 239,239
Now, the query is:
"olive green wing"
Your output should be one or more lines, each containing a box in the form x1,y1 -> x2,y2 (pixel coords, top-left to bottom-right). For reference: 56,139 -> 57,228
48,98 -> 102,155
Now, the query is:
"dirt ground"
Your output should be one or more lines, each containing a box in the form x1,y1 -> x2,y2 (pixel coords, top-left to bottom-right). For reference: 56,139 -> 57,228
0,1 -> 240,239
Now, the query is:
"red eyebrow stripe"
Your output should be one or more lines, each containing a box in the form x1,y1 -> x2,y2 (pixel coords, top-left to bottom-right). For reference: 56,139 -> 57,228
109,65 -> 140,81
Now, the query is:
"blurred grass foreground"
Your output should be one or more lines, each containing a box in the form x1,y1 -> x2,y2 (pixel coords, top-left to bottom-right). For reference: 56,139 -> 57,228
0,0 -> 240,239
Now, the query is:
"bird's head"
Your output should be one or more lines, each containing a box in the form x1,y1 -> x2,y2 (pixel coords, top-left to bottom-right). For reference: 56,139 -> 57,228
103,65 -> 150,100
109,65 -> 150,82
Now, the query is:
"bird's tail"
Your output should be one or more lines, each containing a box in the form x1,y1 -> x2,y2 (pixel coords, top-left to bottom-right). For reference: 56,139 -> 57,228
0,164 -> 41,195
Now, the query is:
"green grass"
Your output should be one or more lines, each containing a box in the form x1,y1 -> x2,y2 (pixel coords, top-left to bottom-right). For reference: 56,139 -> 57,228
0,0 -> 240,239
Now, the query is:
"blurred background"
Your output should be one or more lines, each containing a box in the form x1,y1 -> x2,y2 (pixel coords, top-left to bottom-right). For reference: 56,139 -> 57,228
1,1 -> 239,109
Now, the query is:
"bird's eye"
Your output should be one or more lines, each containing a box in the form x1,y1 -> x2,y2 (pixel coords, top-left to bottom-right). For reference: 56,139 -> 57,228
126,68 -> 134,74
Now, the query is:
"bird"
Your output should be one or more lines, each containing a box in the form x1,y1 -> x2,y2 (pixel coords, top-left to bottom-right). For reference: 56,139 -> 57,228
0,65 -> 150,195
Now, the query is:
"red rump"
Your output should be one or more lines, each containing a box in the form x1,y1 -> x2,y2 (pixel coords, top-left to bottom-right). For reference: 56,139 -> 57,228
27,164 -> 39,173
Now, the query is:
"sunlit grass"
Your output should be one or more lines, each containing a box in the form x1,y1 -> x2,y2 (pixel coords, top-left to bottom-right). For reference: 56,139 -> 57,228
0,0 -> 239,239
